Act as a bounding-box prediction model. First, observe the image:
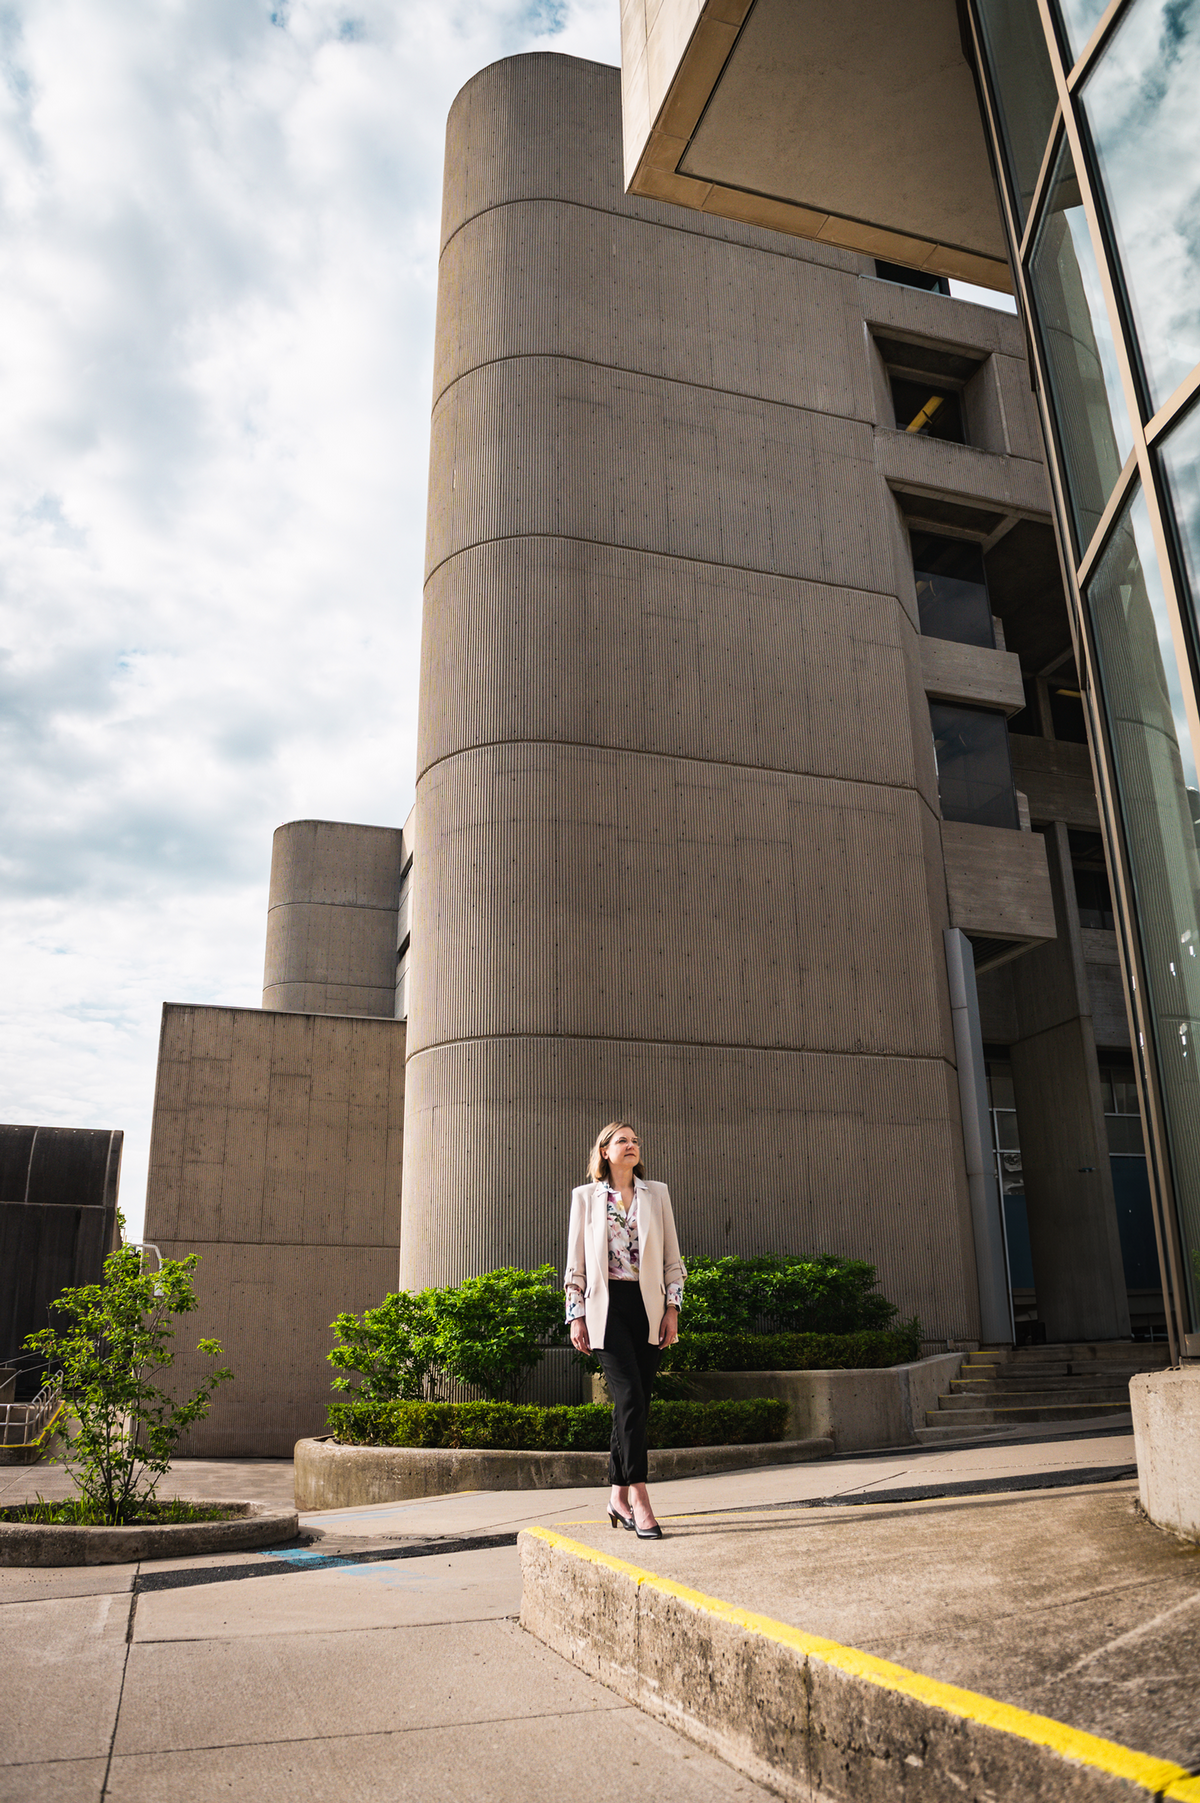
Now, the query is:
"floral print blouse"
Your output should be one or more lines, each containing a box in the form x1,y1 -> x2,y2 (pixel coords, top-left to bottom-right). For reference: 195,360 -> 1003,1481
564,1185 -> 686,1322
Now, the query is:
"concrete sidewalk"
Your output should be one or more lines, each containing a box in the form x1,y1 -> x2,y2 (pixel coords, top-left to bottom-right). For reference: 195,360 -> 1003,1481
0,1426 -> 1177,1802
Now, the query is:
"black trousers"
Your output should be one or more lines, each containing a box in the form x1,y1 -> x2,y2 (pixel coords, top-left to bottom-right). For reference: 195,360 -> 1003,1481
597,1280 -> 661,1486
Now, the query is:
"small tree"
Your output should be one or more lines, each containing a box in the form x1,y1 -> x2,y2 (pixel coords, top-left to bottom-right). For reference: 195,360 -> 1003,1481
24,1242 -> 232,1525
329,1290 -> 440,1402
430,1266 -> 566,1402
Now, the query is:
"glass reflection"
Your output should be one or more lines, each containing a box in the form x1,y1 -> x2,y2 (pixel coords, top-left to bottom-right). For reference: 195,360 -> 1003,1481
974,0 -> 1059,225
930,703 -> 1019,829
1087,486 -> 1200,1328
1028,137 -> 1134,553
911,533 -> 994,647
1080,0 -> 1200,410
1159,398 -> 1200,634
1055,0 -> 1110,60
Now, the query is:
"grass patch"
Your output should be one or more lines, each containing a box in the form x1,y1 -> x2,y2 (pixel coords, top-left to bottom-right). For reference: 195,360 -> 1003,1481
3,1497 -> 243,1527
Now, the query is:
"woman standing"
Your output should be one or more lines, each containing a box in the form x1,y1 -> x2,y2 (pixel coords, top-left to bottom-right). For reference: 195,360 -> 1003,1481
564,1121 -> 685,1539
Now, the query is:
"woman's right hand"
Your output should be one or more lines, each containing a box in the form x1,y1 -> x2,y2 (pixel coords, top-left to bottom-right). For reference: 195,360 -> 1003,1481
570,1319 -> 591,1354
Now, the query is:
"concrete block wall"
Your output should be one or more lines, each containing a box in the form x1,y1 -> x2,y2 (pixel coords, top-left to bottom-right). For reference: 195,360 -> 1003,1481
401,53 -> 1006,1340
143,1004 -> 405,1456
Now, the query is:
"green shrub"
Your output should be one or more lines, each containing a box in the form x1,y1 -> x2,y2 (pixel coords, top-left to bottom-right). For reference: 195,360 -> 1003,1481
329,1290 -> 439,1402
427,1265 -> 566,1401
646,1399 -> 787,1447
661,1321 -> 922,1373
681,1254 -> 900,1336
327,1396 -> 788,1450
330,1266 -> 568,1406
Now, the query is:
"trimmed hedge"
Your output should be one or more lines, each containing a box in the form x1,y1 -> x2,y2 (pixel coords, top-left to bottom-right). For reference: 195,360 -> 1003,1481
327,1396 -> 789,1451
661,1324 -> 922,1373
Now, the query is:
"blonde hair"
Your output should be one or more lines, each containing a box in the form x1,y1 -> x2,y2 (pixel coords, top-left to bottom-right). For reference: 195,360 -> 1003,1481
588,1120 -> 646,1185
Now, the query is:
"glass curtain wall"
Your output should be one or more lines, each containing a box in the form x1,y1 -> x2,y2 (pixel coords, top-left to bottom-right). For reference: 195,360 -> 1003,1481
967,0 -> 1200,1358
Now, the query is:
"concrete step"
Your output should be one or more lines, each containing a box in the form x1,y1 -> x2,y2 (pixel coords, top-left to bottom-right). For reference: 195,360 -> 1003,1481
947,1380 -> 1134,1401
911,1424 -> 1012,1445
965,1343 -> 1169,1366
924,1403 -> 1133,1427
937,1388 -> 1132,1411
960,1360 -> 1163,1381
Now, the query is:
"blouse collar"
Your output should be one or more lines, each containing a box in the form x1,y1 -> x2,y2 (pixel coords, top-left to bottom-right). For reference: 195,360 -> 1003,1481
598,1174 -> 645,1195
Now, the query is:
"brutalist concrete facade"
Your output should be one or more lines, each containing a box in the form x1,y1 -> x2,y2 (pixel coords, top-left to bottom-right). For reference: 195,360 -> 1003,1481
142,52 -> 1154,1454
145,1003 -> 406,1457
263,820 -> 406,1021
399,54 -> 1061,1344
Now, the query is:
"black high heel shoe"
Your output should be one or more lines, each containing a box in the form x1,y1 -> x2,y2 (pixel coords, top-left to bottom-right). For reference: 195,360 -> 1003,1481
607,1505 -> 636,1531
634,1519 -> 663,1540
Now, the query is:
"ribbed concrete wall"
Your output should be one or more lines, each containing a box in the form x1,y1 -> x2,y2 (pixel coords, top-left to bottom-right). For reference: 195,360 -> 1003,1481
263,819 -> 403,1018
144,1004 -> 405,1456
402,54 -> 980,1340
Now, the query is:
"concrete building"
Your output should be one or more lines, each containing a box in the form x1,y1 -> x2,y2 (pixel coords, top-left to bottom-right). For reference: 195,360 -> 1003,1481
142,820 -> 410,1456
144,37 -> 1183,1452
615,0 -> 1200,1368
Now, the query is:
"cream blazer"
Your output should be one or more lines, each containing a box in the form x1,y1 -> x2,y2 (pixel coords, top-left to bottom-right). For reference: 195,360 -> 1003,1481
564,1178 -> 685,1349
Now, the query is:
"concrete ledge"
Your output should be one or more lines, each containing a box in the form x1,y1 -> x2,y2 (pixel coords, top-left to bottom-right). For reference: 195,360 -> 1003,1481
519,1526 -> 1196,1803
659,1353 -> 964,1452
1131,1368 -> 1200,1543
293,1435 -> 834,1511
0,1501 -> 299,1567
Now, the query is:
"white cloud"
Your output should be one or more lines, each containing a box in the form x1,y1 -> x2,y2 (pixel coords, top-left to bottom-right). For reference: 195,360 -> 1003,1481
0,0 -> 619,1242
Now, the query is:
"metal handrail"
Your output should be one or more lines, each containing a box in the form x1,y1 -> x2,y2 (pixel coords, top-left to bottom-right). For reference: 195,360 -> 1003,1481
0,1380 -> 63,1448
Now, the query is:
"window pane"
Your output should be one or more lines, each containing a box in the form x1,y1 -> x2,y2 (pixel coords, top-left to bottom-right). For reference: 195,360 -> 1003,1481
974,0 -> 1060,226
1080,0 -> 1200,410
1027,137 -> 1134,553
987,1060 -> 1016,1109
1159,397 -> 1200,632
930,703 -> 1019,828
1054,0 -> 1110,60
1087,485 -> 1200,1327
911,533 -> 993,646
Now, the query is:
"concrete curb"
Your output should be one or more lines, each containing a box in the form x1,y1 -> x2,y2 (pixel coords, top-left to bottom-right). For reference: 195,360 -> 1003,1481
0,1502 -> 299,1567
518,1526 -> 1200,1803
293,1434 -> 834,1510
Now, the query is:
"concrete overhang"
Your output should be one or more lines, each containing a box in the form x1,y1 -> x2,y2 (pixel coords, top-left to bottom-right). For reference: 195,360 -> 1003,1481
621,0 -> 1012,291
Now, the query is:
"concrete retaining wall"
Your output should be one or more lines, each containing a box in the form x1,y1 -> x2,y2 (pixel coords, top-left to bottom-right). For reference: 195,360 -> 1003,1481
1131,1367 -> 1200,1543
519,1526 -> 1169,1803
597,1353 -> 964,1452
294,1434 -> 833,1511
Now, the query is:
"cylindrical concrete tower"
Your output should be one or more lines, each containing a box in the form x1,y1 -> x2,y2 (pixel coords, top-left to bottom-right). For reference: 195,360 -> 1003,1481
400,53 -> 980,1342
263,820 -> 403,1018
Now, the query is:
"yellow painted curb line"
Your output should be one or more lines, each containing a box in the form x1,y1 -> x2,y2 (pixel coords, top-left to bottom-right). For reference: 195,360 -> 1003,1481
525,1525 -> 1200,1802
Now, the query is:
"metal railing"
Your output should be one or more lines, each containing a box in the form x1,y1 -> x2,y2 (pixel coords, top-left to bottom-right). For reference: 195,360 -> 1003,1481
0,1378 -> 63,1448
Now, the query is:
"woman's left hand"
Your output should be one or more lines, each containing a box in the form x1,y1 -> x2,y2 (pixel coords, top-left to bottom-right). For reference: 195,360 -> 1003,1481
658,1305 -> 679,1348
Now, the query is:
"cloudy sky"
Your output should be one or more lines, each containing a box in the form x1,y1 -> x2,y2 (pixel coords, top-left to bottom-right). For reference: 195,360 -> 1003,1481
1,0 -> 1012,1247
0,0 -> 620,1241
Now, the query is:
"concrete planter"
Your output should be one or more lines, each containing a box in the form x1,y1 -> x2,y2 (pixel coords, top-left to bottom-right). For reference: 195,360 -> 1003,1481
619,1352 -> 965,1452
1131,1367 -> 1200,1542
0,1501 -> 299,1567
294,1433 -> 834,1511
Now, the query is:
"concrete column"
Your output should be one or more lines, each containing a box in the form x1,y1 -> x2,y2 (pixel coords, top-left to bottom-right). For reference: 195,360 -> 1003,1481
1009,821 -> 1130,1340
945,928 -> 1012,1344
263,820 -> 403,1019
